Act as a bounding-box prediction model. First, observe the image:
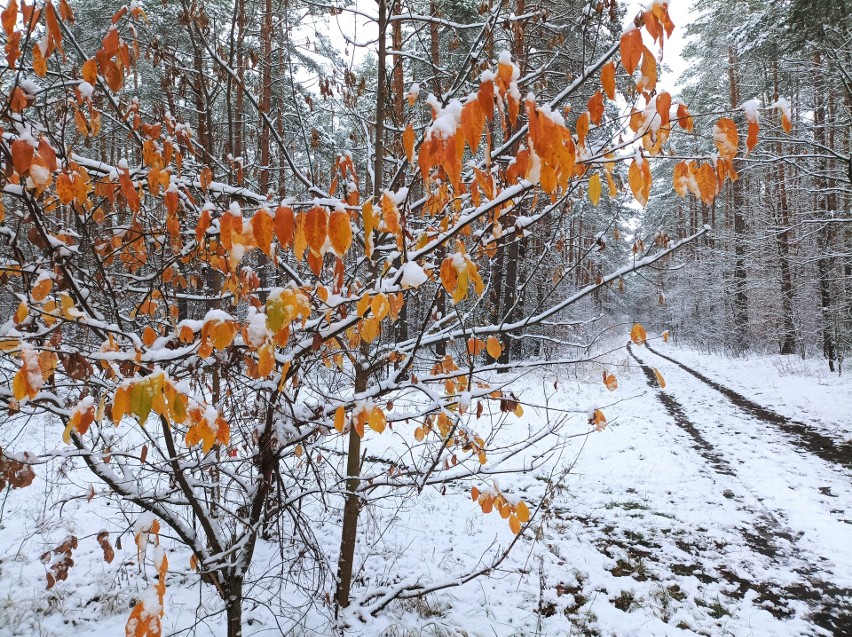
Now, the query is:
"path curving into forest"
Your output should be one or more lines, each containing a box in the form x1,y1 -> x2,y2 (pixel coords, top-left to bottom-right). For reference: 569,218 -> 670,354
628,342 -> 852,636
645,344 -> 852,470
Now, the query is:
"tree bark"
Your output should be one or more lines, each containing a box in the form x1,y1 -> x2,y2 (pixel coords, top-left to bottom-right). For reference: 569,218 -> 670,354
226,578 -> 243,637
728,46 -> 748,353
335,366 -> 368,609
258,0 -> 273,195
812,51 -> 837,370
773,62 -> 797,355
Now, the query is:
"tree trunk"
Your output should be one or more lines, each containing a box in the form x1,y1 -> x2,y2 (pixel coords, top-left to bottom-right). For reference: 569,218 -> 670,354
812,51 -> 837,371
226,578 -> 243,637
258,0 -> 273,195
728,46 -> 748,353
773,62 -> 797,355
372,0 -> 388,198
335,366 -> 368,609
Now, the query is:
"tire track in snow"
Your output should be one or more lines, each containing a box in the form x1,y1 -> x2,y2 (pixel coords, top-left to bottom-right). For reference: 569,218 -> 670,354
626,343 -> 735,477
645,344 -> 852,470
629,342 -> 852,635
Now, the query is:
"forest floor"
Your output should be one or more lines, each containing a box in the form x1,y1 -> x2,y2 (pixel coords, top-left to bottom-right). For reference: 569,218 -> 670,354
1,343 -> 850,636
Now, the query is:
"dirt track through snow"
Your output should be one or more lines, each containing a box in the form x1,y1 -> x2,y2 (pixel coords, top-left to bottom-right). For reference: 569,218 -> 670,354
645,345 -> 852,470
629,343 -> 852,636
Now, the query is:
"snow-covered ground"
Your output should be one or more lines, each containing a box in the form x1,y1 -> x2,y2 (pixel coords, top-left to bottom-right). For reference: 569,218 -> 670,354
1,343 -> 849,636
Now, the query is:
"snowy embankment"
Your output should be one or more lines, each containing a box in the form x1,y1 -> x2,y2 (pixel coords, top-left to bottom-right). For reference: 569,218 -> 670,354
1,344 -> 849,636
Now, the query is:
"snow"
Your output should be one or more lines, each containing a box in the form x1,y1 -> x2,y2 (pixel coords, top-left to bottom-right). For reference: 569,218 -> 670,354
202,308 -> 235,323
245,309 -> 269,348
426,97 -> 464,138
399,261 -> 427,289
78,81 -> 95,99
536,102 -> 565,127
770,97 -> 792,121
19,79 -> 39,96
1,343 -> 849,636
741,98 -> 760,123
713,121 -> 738,158
26,165 -> 50,187
133,511 -> 156,536
387,187 -> 408,205
19,345 -> 43,397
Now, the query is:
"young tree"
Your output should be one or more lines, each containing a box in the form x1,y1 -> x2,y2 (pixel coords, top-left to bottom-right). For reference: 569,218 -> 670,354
0,1 -> 779,634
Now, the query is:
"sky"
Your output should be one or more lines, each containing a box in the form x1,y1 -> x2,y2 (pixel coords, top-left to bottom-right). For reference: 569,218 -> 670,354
322,0 -> 696,94
625,0 -> 694,89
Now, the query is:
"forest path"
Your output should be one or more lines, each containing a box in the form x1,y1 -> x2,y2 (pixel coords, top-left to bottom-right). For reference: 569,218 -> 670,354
629,343 -> 852,635
645,344 -> 852,469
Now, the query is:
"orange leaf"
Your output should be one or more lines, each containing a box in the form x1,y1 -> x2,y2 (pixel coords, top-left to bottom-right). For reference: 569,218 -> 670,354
101,28 -> 119,57
601,62 -> 616,100
656,92 -> 672,127
257,342 -> 275,377
576,112 -> 589,147
509,514 -> 521,534
44,2 -> 63,55
209,321 -> 236,350
746,121 -> 759,155
38,139 -> 58,172
196,207 -> 211,245
402,122 -> 415,164
380,192 -> 401,235
370,293 -> 390,321
32,276 -> 52,301
628,159 -> 647,206
360,317 -> 379,343
32,45 -> 47,77
630,323 -> 647,345
304,205 -> 327,255
486,336 -> 502,359
328,210 -> 352,256
142,326 -> 157,347
588,90 -> 604,125
274,205 -> 294,247
439,256 -> 457,294
118,168 -> 140,212
467,337 -> 485,356
588,173 -> 601,207
460,100 -> 484,154
697,162 -> 717,205
101,59 -> 122,93
673,161 -> 689,198
368,406 -> 386,433
637,46 -> 657,93
606,170 -> 617,198
603,371 -> 618,391
662,330 -> 670,343
251,208 -> 274,257
334,406 -> 345,433
643,9 -> 662,44
676,103 -> 693,132
1,0 -> 17,37
59,0 -> 74,22
713,117 -> 738,162
620,29 -> 642,76
653,368 -> 666,389
178,325 -> 195,343
11,140 -> 34,175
